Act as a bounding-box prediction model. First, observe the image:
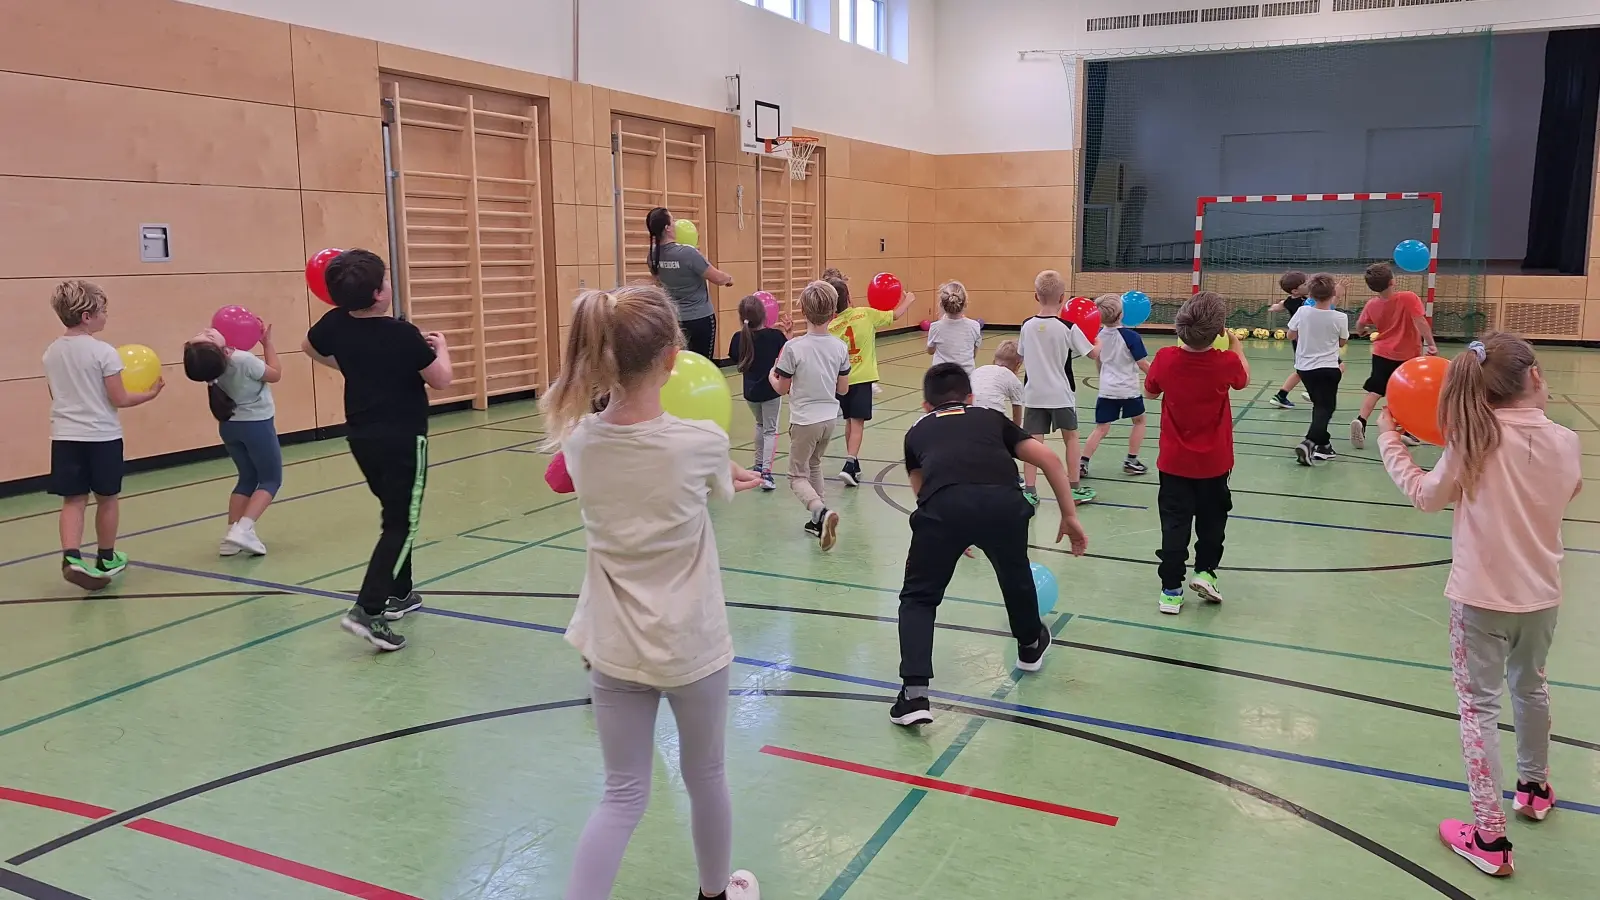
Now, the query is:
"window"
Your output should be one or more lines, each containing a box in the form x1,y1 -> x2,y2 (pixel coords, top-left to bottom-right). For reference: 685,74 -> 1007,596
740,0 -> 803,19
839,0 -> 884,52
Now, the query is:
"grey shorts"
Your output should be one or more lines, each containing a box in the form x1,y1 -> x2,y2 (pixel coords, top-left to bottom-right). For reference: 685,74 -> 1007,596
1024,406 -> 1079,435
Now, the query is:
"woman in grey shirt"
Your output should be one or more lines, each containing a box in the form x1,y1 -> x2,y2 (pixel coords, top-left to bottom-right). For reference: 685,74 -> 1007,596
646,207 -> 735,359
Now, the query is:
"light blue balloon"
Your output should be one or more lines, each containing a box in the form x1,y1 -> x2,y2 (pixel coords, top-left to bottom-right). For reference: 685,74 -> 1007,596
1030,562 -> 1058,615
1394,239 -> 1431,273
1121,290 -> 1152,328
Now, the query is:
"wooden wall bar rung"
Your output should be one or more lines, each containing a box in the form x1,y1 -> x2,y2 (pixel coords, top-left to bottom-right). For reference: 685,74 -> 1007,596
405,189 -> 467,200
411,277 -> 470,286
482,275 -> 536,283
406,170 -> 472,181
473,107 -> 532,123
399,96 -> 468,114
487,368 -> 541,380
411,311 -> 473,321
484,322 -> 537,333
478,175 -> 535,186
479,209 -> 533,218
402,118 -> 464,133
409,261 -> 471,269
407,207 -> 468,216
480,226 -> 535,234
485,339 -> 537,349
484,306 -> 539,315
479,193 -> 531,202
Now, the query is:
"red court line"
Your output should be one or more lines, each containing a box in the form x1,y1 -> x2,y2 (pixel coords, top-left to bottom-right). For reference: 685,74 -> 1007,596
0,784 -> 421,900
760,745 -> 1119,827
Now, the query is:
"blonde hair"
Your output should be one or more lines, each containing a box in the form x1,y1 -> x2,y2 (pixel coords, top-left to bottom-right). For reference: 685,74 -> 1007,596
541,285 -> 682,441
938,281 -> 968,316
1440,332 -> 1538,499
993,339 -> 1021,369
51,280 -> 108,327
1175,291 -> 1228,349
1095,293 -> 1123,326
800,280 -> 839,325
1034,270 -> 1067,302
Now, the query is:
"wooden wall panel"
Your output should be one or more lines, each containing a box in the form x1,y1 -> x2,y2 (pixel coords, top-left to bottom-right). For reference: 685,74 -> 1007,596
0,381 -> 54,483
300,192 -> 390,261
294,110 -> 386,194
291,26 -> 380,116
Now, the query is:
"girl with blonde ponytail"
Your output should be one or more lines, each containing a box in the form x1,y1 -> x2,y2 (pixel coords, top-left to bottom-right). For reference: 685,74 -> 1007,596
543,285 -> 764,900
1379,332 -> 1582,878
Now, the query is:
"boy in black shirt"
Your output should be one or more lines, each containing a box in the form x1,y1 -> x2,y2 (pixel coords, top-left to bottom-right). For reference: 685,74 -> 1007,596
1268,271 -> 1309,409
890,363 -> 1089,726
304,250 -> 454,651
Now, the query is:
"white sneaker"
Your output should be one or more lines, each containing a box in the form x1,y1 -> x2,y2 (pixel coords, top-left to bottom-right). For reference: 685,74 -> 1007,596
1349,418 -> 1366,450
1400,431 -> 1421,448
219,537 -> 241,557
1300,391 -> 1312,402
225,520 -> 267,556
725,870 -> 760,900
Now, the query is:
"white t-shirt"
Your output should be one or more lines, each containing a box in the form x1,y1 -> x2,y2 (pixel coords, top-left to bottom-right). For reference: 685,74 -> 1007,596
775,332 -> 850,427
1018,315 -> 1095,409
43,335 -> 124,442
927,317 -> 983,372
1288,304 -> 1349,371
563,413 -> 735,688
1096,327 -> 1149,401
217,350 -> 275,422
970,365 -> 1024,416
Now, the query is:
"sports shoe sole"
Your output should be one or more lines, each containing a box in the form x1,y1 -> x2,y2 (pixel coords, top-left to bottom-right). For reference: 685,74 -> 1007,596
819,510 -> 840,551
228,533 -> 267,556
1158,599 -> 1183,616
838,470 -> 860,487
890,707 -> 935,726
1513,798 -> 1552,822
340,616 -> 405,652
1441,835 -> 1512,877
384,596 -> 424,621
219,543 -> 241,557
1189,577 -> 1224,604
1015,624 -> 1051,672
1269,398 -> 1294,409
62,566 -> 112,592
1123,465 -> 1148,476
1295,443 -> 1313,466
1349,419 -> 1366,450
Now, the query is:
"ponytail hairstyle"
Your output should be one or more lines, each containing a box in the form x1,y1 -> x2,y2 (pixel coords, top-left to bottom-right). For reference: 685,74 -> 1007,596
939,280 -> 969,317
542,285 -> 682,442
736,293 -> 765,373
646,207 -> 672,277
826,276 -> 851,315
799,280 -> 839,326
182,340 -> 236,422
1438,332 -> 1538,498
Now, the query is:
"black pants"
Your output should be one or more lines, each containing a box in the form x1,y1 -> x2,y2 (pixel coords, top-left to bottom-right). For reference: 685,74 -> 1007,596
1297,367 -> 1342,447
899,485 -> 1042,685
680,314 -> 716,360
1157,472 -> 1231,592
348,435 -> 429,615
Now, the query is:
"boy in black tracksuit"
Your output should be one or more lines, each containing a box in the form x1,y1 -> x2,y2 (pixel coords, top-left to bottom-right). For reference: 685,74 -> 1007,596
304,249 -> 454,652
890,363 -> 1089,726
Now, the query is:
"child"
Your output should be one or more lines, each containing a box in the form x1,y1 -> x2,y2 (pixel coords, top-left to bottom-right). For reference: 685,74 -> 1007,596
1019,270 -> 1096,505
1287,274 -> 1349,466
546,285 -> 763,900
1351,262 -> 1437,449
1268,271 -> 1310,408
183,323 -> 283,556
890,363 -> 1089,726
1378,333 -> 1581,878
1081,293 -> 1151,478
727,294 -> 788,491
303,249 -> 454,652
827,276 -> 914,486
926,281 -> 983,372
43,280 -> 164,590
1143,291 -> 1250,615
970,340 -> 1025,424
772,281 -> 851,549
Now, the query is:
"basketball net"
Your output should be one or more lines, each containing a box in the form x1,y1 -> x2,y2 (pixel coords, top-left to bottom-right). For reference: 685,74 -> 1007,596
764,136 -> 818,181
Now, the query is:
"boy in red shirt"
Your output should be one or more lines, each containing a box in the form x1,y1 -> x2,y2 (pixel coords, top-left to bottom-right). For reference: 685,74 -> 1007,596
1143,291 -> 1251,615
1351,263 -> 1437,449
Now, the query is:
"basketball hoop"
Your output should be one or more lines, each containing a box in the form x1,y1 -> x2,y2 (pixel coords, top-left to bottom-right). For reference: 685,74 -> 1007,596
763,135 -> 818,181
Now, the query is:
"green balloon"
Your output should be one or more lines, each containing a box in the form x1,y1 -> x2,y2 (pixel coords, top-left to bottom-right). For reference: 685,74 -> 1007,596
675,219 -> 700,249
661,350 -> 730,432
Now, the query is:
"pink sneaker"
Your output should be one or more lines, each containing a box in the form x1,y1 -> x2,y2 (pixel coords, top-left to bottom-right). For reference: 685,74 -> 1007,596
1438,819 -> 1513,877
1513,781 -> 1555,821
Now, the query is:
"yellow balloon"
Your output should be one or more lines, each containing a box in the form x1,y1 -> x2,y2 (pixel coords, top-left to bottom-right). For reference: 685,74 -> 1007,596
118,344 -> 161,392
675,219 -> 700,249
661,350 -> 730,432
1212,332 -> 1230,351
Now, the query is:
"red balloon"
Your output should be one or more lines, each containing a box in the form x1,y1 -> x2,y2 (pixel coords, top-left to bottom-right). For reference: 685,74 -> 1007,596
918,319 -> 931,332
1061,296 -> 1101,343
544,451 -> 575,494
866,273 -> 903,311
306,248 -> 342,305
1387,356 -> 1450,446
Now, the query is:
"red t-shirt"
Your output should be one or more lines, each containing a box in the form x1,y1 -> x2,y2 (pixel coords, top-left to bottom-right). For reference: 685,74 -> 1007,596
1358,291 -> 1425,361
1144,346 -> 1249,479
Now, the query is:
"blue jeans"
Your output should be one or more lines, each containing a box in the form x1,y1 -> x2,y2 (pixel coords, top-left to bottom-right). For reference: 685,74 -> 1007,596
219,418 -> 283,497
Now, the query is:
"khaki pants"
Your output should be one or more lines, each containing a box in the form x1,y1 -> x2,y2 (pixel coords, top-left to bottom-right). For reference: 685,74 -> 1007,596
787,421 -> 833,512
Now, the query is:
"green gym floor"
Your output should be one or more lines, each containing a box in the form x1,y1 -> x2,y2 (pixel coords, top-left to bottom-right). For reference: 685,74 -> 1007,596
3,331 -> 1598,900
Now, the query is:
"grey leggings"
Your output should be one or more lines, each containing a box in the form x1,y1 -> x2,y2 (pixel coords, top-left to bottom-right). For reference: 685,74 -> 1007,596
748,399 -> 780,472
218,417 -> 283,497
565,666 -> 732,899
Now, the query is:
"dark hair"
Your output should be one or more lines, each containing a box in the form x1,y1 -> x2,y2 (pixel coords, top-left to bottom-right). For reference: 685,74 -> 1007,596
736,294 -> 765,373
923,362 -> 973,407
1175,291 -> 1228,349
826,277 -> 851,315
1307,273 -> 1338,302
1279,271 -> 1307,295
1365,262 -> 1394,293
646,207 -> 672,277
183,341 -> 236,422
324,249 -> 386,310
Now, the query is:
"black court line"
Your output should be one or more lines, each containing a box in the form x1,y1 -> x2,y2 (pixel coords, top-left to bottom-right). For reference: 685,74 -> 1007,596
0,870 -> 92,900
0,589 -> 583,609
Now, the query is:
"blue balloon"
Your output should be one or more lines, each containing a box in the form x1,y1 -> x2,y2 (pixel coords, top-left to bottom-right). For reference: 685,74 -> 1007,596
1030,562 -> 1058,615
1121,290 -> 1152,328
1394,239 -> 1431,274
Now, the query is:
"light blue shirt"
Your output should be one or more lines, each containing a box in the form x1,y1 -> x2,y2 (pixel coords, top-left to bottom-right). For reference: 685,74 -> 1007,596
218,350 -> 275,421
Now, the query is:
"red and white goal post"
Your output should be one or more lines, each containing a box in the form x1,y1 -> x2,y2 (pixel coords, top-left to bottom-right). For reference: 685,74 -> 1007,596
1191,192 -> 1441,322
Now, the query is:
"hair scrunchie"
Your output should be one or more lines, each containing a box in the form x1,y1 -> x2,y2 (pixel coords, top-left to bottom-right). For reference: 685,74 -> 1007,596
1467,340 -> 1486,362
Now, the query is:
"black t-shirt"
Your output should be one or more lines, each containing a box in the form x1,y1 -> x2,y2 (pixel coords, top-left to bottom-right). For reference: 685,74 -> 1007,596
1283,294 -> 1307,317
904,403 -> 1031,504
307,310 -> 437,438
728,328 -> 787,403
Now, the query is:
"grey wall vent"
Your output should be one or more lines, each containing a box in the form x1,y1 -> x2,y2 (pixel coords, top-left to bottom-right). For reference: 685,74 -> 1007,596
1263,0 -> 1321,15
1087,14 -> 1142,31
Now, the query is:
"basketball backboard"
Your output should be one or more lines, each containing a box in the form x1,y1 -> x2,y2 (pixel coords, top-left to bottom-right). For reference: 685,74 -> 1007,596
727,73 -> 784,155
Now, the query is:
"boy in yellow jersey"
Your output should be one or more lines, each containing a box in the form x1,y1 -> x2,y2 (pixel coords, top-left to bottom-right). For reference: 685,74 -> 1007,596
827,276 -> 916,486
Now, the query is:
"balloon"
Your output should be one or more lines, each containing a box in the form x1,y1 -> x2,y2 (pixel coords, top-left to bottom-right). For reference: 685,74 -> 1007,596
755,291 -> 780,325
1121,290 -> 1152,327
306,248 -> 342,305
211,306 -> 262,350
675,219 -> 699,249
1031,562 -> 1058,615
867,273 -> 902,311
1388,355 -> 1450,446
1062,296 -> 1101,343
661,351 -> 731,432
1212,332 -> 1230,351
545,451 -> 575,494
918,319 -> 931,331
1394,239 -> 1431,274
118,344 -> 161,392
975,319 -> 985,328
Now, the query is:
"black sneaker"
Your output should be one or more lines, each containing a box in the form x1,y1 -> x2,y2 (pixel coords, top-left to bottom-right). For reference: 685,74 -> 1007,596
384,591 -> 424,621
1123,457 -> 1149,476
1078,458 -> 1090,480
839,458 -> 861,487
1295,440 -> 1314,466
1312,445 -> 1337,461
889,690 -> 934,726
1270,392 -> 1296,409
341,606 -> 407,651
1015,622 -> 1051,672
803,518 -> 823,539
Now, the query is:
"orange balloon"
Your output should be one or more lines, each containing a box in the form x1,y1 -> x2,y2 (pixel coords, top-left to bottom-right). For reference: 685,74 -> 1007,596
1386,356 -> 1450,446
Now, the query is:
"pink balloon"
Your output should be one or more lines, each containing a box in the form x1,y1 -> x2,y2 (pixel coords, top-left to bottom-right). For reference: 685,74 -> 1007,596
919,319 -> 931,332
212,306 -> 263,350
756,291 -> 780,326
545,451 -> 575,494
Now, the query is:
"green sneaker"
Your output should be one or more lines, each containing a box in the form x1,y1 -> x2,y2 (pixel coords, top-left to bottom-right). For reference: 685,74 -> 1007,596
1071,486 -> 1097,505
341,606 -> 407,652
1188,571 -> 1224,604
1021,487 -> 1039,507
62,554 -> 111,591
95,550 -> 129,578
1158,589 -> 1184,615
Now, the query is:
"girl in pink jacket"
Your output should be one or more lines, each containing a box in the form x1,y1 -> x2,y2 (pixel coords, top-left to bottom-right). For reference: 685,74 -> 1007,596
1380,332 -> 1582,879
